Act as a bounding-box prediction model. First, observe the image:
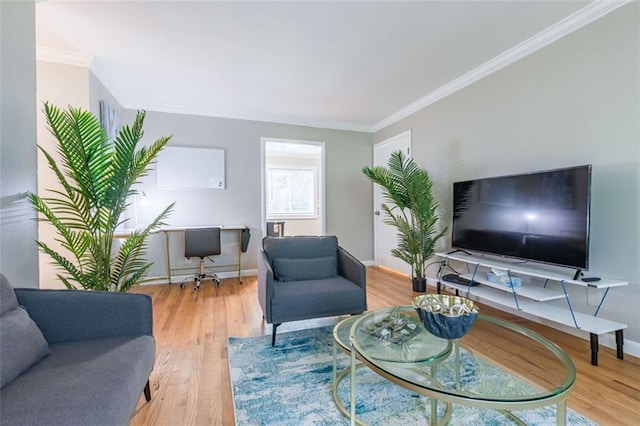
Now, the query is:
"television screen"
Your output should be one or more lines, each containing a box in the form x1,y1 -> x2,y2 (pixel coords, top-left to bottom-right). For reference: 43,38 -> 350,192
451,165 -> 591,270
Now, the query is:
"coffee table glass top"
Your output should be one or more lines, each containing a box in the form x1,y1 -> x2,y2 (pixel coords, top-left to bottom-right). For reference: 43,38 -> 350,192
334,307 -> 451,363
343,306 -> 576,405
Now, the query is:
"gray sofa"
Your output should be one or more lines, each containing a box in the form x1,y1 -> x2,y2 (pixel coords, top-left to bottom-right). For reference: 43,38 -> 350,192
258,235 -> 367,345
0,274 -> 155,425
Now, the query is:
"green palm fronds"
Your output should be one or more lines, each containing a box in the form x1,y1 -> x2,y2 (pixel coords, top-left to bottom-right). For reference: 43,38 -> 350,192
30,102 -> 174,292
362,150 -> 447,279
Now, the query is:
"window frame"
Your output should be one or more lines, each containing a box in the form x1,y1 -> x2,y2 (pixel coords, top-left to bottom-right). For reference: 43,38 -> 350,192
266,165 -> 318,220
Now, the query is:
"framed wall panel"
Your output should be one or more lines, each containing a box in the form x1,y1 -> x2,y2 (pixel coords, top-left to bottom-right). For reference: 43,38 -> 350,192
156,146 -> 225,189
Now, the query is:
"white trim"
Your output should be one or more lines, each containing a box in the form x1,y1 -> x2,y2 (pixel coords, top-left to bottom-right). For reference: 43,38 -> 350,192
373,129 -> 412,151
624,338 -> 640,359
35,0 -> 629,134
261,138 -> 326,237
320,141 -> 327,235
266,166 -> 318,219
371,0 -> 632,132
138,269 -> 258,286
36,46 -> 94,67
260,139 -> 267,238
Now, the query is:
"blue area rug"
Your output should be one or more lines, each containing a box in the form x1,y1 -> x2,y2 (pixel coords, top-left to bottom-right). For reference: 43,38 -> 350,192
228,325 -> 596,425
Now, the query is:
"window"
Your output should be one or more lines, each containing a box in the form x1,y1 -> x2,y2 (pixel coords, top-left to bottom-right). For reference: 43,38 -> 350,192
266,166 -> 317,219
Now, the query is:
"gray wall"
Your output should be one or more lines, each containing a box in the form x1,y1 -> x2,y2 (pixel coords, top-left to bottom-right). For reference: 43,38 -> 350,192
120,110 -> 373,277
89,71 -> 124,122
374,3 -> 640,342
0,1 -> 39,287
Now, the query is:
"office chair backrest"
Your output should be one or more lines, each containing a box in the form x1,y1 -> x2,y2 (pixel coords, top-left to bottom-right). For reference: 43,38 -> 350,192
184,228 -> 221,258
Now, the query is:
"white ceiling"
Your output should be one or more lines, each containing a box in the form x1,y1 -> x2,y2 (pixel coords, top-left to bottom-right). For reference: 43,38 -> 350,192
35,1 -> 621,132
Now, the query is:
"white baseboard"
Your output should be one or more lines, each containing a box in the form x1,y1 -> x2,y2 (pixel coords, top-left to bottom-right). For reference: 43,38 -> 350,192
137,277 -> 171,286
362,260 -> 375,267
139,269 -> 257,286
622,339 -> 640,358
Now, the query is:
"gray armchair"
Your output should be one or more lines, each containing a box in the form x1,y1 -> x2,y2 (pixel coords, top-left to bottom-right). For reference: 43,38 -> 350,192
258,235 -> 367,345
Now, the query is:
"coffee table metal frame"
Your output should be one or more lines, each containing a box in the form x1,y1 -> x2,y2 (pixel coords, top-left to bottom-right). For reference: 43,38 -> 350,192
332,314 -> 454,426
332,306 -> 576,426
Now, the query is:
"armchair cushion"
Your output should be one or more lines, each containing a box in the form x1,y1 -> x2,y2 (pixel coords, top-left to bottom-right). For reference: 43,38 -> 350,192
271,276 -> 365,323
273,256 -> 337,282
263,235 -> 338,266
0,275 -> 50,388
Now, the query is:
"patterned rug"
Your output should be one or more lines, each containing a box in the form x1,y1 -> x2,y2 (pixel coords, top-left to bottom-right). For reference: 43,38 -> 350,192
228,325 -> 596,425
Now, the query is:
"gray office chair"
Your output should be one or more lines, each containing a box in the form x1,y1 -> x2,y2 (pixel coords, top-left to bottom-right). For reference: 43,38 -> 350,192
183,227 -> 221,290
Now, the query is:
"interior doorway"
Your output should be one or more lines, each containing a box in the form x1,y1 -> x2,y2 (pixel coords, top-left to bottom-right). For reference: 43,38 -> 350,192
373,130 -> 411,275
261,138 -> 326,238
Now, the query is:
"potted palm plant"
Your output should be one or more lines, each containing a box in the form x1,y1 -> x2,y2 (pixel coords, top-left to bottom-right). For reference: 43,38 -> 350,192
30,102 -> 174,292
362,150 -> 447,292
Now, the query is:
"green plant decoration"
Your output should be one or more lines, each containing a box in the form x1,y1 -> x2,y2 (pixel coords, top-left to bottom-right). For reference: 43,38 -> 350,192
30,102 -> 174,292
362,150 -> 447,282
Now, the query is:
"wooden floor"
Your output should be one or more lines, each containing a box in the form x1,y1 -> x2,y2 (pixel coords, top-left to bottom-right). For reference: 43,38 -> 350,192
129,267 -> 640,425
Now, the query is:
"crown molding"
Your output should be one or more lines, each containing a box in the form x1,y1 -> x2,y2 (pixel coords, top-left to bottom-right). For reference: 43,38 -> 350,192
36,46 -> 94,67
35,1 -> 629,134
124,101 -> 373,133
371,0 -> 632,133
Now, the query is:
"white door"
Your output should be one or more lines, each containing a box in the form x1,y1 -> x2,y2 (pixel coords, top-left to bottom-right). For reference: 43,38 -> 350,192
373,130 -> 411,275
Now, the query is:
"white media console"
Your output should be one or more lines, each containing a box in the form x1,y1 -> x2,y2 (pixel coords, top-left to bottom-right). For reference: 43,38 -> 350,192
434,251 -> 628,366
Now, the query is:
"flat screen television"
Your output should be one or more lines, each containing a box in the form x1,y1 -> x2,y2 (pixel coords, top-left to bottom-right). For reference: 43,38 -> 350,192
451,165 -> 591,272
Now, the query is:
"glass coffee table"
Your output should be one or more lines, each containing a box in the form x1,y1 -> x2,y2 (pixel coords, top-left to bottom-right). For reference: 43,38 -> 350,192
332,306 -> 576,426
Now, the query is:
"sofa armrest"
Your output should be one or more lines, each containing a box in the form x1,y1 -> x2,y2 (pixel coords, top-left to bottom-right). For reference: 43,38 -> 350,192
14,289 -> 153,344
338,246 -> 366,291
257,249 -> 275,323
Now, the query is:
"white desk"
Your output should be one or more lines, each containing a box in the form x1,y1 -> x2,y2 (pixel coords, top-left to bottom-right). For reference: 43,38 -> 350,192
161,225 -> 248,284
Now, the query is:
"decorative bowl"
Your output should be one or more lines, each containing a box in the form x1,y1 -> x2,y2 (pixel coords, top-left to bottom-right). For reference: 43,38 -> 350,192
412,294 -> 479,340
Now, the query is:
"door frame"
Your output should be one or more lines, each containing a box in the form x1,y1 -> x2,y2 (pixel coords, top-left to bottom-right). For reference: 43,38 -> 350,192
373,129 -> 412,270
260,137 -> 326,237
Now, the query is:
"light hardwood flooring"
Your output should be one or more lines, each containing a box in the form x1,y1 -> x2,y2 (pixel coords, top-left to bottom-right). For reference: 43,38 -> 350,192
129,267 -> 640,425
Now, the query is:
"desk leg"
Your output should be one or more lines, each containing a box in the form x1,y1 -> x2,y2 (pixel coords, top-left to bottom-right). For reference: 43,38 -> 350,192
164,231 -> 172,284
238,229 -> 243,283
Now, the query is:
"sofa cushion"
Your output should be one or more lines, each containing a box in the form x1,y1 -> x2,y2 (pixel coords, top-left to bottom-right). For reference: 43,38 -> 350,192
274,257 -> 337,282
0,274 -> 50,388
0,335 -> 155,426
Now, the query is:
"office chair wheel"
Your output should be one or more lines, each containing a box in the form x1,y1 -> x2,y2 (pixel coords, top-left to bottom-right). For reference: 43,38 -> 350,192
180,283 -> 185,289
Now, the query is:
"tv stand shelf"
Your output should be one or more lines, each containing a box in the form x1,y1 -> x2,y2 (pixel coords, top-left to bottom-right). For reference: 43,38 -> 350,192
435,252 -> 628,366
458,273 -> 565,301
